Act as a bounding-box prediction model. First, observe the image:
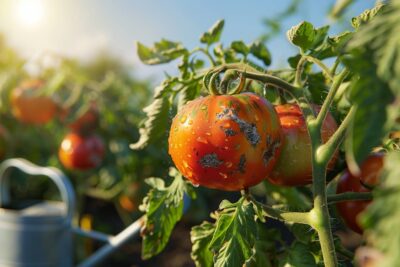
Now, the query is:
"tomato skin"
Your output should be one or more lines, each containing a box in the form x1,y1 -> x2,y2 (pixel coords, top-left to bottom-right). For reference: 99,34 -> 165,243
11,80 -> 58,124
336,153 -> 384,234
168,93 -> 282,191
266,104 -> 338,186
59,132 -> 105,170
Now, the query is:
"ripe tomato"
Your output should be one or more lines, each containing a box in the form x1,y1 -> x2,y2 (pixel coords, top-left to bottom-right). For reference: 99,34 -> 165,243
336,153 -> 384,234
10,79 -> 58,124
168,93 -> 282,191
68,103 -> 99,133
266,104 -> 338,186
59,132 -> 105,170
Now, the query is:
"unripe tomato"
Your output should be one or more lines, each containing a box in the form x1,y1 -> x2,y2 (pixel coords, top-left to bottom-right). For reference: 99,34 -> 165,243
266,104 -> 338,186
10,79 -> 58,124
336,153 -> 384,234
168,93 -> 282,191
59,132 -> 105,170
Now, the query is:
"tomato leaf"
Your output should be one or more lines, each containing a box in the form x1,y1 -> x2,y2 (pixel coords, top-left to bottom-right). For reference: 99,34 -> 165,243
231,41 -> 249,56
344,2 -> 400,163
360,151 -> 400,267
244,226 -> 277,267
178,82 -> 201,110
206,198 -> 273,267
136,39 -> 187,65
130,86 -> 171,150
139,168 -> 195,259
249,41 -> 272,66
287,21 -> 316,51
200,20 -> 225,46
351,3 -> 385,30
191,221 -> 215,267
278,242 -> 318,267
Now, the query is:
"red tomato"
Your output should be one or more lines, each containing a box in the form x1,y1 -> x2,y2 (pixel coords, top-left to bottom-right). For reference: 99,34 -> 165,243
59,132 -> 105,170
168,93 -> 282,191
336,153 -> 384,234
266,104 -> 338,186
10,79 -> 58,124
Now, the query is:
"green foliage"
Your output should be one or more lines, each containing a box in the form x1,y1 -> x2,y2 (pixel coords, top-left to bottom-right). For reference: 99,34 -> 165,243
136,39 -> 188,65
191,198 -> 276,267
140,168 -> 195,259
200,20 -> 225,46
361,151 -> 400,267
344,2 -> 400,163
279,242 -> 318,267
287,21 -> 316,51
129,87 -> 171,150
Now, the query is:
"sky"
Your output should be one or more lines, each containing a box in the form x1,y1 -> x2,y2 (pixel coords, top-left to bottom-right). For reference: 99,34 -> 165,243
0,0 -> 375,84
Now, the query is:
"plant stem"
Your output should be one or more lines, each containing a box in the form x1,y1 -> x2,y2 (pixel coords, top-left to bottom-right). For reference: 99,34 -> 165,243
294,56 -> 307,87
191,47 -> 216,66
315,69 -> 349,131
310,163 -> 338,267
317,106 -> 356,164
259,202 -> 311,225
327,192 -> 372,204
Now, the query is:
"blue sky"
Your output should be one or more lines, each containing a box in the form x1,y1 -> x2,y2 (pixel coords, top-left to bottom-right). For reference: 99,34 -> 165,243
0,0 -> 375,84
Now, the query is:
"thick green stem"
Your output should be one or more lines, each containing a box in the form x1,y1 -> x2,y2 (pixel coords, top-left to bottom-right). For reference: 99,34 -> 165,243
310,163 -> 338,267
315,69 -> 350,130
317,106 -> 356,164
327,192 -> 372,204
295,55 -> 334,87
260,203 -> 311,225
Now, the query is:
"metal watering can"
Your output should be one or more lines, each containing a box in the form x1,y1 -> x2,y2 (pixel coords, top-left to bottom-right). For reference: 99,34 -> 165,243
0,158 -> 144,267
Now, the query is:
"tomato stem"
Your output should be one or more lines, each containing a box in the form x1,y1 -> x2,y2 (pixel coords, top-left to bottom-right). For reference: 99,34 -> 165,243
318,106 -> 356,164
314,69 -> 350,132
327,192 -> 372,204
257,200 -> 311,225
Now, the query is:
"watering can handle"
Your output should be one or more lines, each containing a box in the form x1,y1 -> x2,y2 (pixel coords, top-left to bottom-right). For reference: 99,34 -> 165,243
0,158 -> 75,223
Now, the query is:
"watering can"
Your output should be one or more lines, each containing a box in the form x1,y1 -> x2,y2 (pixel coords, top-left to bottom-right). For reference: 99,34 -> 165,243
0,158 -> 145,267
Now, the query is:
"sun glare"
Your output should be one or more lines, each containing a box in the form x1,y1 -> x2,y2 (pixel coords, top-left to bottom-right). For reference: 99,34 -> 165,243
16,0 -> 45,27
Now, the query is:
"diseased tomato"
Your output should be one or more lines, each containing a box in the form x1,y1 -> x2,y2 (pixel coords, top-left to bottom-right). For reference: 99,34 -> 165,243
59,132 -> 105,170
336,153 -> 384,234
68,102 -> 99,133
10,79 -> 58,124
266,104 -> 338,186
168,93 -> 282,191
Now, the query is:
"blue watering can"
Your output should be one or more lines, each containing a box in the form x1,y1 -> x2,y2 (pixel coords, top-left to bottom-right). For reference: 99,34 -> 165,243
0,158 -> 147,267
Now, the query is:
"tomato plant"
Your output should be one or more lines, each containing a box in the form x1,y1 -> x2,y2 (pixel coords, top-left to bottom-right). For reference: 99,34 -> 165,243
169,93 -> 281,191
336,153 -> 384,234
58,132 -> 105,170
267,103 -> 338,186
132,3 -> 400,266
10,79 -> 59,124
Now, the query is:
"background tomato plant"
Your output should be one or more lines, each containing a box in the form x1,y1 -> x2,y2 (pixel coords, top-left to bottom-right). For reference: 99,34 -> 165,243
0,1 -> 400,267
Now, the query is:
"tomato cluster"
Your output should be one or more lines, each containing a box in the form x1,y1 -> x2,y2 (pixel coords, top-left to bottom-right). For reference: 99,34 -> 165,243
336,153 -> 384,234
168,92 -> 340,191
